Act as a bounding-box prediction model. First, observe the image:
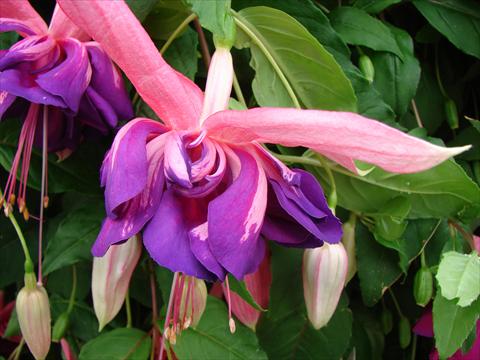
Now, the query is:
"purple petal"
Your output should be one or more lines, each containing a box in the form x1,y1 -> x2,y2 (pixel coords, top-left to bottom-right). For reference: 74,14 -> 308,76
102,119 -> 167,217
0,68 -> 65,107
0,35 -> 56,69
164,132 -> 192,188
143,190 -> 215,280
207,147 -> 268,279
92,147 -> 165,256
0,18 -> 36,36
36,38 -> 91,112
413,310 -> 433,338
268,170 -> 342,245
85,42 -> 133,122
0,91 -> 16,118
189,222 -> 227,280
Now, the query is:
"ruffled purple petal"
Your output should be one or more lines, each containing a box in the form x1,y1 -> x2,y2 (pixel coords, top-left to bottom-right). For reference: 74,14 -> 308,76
164,132 -> 192,188
0,35 -> 56,69
92,146 -> 165,256
143,190 -> 215,280
0,91 -> 16,119
207,147 -> 268,279
0,18 -> 37,37
36,38 -> 91,112
85,42 -> 133,122
0,68 -> 65,107
189,222 -> 227,280
267,170 -> 342,245
102,119 -> 167,217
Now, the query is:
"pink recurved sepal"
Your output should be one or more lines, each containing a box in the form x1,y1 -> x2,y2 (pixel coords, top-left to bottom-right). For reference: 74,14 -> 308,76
0,0 -> 47,35
224,254 -> 272,330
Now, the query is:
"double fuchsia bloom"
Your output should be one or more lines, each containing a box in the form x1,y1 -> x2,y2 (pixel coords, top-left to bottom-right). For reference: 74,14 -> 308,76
0,0 -> 133,215
58,0 -> 469,281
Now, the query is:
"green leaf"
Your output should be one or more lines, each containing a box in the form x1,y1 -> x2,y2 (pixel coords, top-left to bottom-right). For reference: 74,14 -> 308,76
370,25 -> 421,118
126,0 -> 158,22
0,31 -> 19,50
352,0 -> 402,13
413,0 -> 480,59
351,310 -> 385,360
185,0 -> 236,47
329,7 -> 404,59
310,158 -> 480,219
163,27 -> 199,80
436,251 -> 480,307
43,196 -> 104,275
79,328 -> 151,360
433,295 -> 480,359
0,120 -> 105,194
3,307 -> 20,338
356,222 -> 402,306
144,1 -> 191,40
234,6 -> 357,111
227,275 -> 265,311
173,296 -> 267,360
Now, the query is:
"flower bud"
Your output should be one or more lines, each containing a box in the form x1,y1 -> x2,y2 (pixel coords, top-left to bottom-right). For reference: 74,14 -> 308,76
178,276 -> 207,329
92,235 -> 142,331
52,311 -> 69,342
444,98 -> 459,129
359,54 -> 375,83
303,243 -> 348,329
413,267 -> 433,307
341,219 -> 356,283
398,316 -> 411,349
381,308 -> 393,335
224,254 -> 272,330
16,272 -> 51,360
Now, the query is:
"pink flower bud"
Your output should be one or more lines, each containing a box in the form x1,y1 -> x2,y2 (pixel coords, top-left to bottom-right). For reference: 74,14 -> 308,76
303,243 -> 348,329
223,254 -> 272,330
92,235 -> 142,331
16,273 -> 51,360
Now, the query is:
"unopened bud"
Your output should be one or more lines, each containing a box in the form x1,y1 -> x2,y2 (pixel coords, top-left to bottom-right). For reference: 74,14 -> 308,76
16,272 -> 51,360
92,235 -> 142,331
381,308 -> 393,335
359,54 -> 375,83
341,219 -> 356,283
52,312 -> 70,342
223,254 -> 271,330
179,276 -> 207,328
303,243 -> 348,329
444,98 -> 459,130
413,267 -> 433,307
398,316 -> 411,349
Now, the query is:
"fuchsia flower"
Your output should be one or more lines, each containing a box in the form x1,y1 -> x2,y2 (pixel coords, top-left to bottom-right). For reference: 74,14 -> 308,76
0,0 -> 132,216
58,0 -> 469,281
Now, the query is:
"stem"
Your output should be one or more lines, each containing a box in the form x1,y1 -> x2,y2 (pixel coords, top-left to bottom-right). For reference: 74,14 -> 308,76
411,99 -> 424,128
434,45 -> 447,98
37,106 -> 48,285
316,155 -> 337,209
67,265 -> 77,314
126,289 -> 132,328
232,11 -> 301,109
10,338 -> 25,360
388,288 -> 403,317
273,153 -> 325,168
232,72 -> 247,107
1,189 -> 33,269
149,261 -> 159,360
158,272 -> 179,360
160,13 -> 197,55
410,335 -> 417,360
193,18 -> 211,69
